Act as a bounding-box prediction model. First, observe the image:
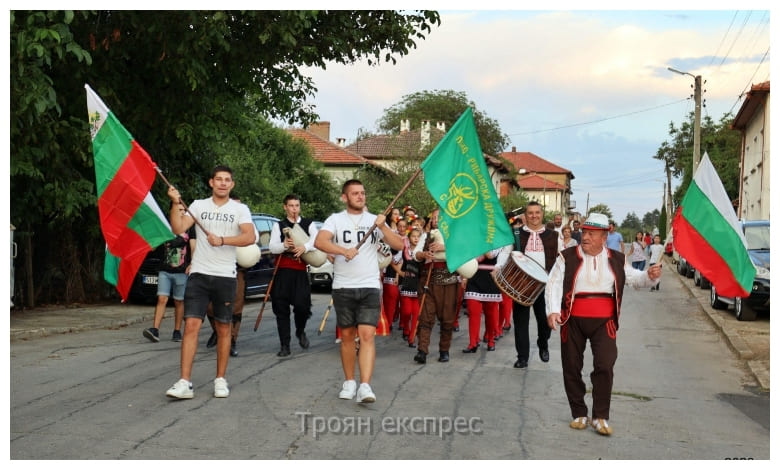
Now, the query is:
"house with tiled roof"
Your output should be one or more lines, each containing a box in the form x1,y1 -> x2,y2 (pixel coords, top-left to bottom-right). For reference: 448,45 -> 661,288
348,119 -> 517,197
498,147 -> 576,218
731,81 -> 770,220
285,122 -> 388,186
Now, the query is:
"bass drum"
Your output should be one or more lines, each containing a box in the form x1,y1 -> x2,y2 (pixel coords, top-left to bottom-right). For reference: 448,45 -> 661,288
492,251 -> 547,306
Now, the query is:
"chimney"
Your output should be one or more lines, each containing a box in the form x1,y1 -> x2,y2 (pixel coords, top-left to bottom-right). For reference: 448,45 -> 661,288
436,121 -> 446,132
420,120 -> 431,149
400,118 -> 410,133
512,146 -> 516,153
308,121 -> 331,142
337,137 -> 346,147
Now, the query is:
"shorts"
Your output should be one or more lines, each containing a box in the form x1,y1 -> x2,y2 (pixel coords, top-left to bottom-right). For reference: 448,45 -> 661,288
183,273 -> 237,324
332,288 -> 381,328
157,271 -> 188,300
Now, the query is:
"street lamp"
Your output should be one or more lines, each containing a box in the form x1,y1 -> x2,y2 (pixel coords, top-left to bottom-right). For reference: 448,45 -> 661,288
668,67 -> 702,172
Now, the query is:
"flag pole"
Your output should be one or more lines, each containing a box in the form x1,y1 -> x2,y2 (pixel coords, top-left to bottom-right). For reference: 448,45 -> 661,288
352,167 -> 423,253
153,166 -> 212,237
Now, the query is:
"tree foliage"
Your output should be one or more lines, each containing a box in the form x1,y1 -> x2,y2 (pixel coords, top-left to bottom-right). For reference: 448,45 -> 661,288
10,10 -> 441,306
621,212 -> 642,232
375,90 -> 510,155
653,111 -> 741,210
586,203 -> 613,221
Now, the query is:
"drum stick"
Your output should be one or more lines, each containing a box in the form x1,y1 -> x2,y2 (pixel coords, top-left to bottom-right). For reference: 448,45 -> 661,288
352,167 -> 423,254
318,297 -> 334,335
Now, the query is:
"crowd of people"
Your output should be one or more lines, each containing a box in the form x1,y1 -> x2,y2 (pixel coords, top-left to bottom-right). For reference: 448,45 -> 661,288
140,167 -> 663,437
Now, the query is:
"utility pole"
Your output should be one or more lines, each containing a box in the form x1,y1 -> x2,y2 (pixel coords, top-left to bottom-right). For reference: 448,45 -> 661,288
668,67 -> 702,172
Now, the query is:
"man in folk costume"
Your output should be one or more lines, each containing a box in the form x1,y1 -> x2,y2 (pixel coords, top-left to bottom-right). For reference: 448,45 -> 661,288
509,200 -> 562,368
546,213 -> 661,436
269,194 -> 319,357
412,208 -> 460,364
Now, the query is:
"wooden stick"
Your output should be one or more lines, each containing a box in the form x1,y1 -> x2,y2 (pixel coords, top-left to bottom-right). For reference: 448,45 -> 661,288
154,166 -> 211,236
253,254 -> 281,331
317,297 -> 334,335
352,167 -> 423,253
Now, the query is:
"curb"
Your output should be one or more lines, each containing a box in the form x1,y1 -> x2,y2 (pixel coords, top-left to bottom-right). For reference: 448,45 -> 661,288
668,261 -> 769,390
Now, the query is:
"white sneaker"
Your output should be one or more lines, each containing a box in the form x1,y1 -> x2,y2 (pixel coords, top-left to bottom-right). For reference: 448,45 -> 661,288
166,379 -> 193,399
356,383 -> 376,403
338,379 -> 357,400
214,377 -> 230,398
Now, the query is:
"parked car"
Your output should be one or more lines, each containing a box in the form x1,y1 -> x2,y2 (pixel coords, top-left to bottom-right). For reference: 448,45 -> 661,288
244,213 -> 280,298
307,221 -> 333,289
128,244 -> 166,304
709,219 -> 770,321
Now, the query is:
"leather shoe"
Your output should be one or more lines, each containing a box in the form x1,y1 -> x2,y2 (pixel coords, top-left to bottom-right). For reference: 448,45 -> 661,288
230,339 -> 238,357
414,351 -> 427,364
277,345 -> 291,357
461,345 -> 479,353
298,332 -> 310,349
487,345 -> 496,351
438,351 -> 450,362
206,331 -> 218,348
453,326 -> 460,332
513,359 -> 528,368
540,348 -> 550,363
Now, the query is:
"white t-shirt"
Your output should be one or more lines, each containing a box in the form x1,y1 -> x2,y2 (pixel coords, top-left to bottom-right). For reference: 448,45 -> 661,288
648,244 -> 664,265
321,210 -> 384,289
188,197 -> 253,278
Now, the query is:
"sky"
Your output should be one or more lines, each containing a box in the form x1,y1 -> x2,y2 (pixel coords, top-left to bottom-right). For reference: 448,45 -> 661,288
296,7 -> 771,226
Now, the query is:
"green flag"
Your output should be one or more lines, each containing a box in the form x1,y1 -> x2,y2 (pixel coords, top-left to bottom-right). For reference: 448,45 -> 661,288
420,107 -> 514,272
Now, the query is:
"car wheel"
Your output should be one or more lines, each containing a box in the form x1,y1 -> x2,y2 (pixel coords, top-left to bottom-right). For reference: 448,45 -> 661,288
694,270 -> 701,286
734,297 -> 757,321
700,275 -> 711,290
710,285 -> 727,310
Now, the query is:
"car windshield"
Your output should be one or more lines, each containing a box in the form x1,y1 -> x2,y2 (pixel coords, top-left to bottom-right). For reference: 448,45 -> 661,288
744,224 -> 770,251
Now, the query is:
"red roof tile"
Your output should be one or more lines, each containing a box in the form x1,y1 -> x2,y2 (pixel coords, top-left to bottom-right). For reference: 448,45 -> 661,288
346,129 -> 446,158
286,128 -> 382,167
498,150 -> 574,179
516,174 -> 568,191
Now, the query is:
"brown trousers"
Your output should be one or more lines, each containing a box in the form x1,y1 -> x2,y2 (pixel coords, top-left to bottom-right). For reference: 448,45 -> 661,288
416,282 -> 459,354
560,315 -> 617,420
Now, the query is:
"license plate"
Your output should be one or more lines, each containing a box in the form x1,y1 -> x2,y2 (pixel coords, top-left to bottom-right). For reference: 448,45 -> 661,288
143,275 -> 158,285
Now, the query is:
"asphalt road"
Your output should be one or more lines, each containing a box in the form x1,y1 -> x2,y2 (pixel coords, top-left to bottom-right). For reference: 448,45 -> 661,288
9,266 -> 770,460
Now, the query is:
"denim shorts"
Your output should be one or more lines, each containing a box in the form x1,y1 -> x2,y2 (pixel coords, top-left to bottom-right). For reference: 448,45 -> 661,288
157,271 -> 188,300
332,288 -> 381,328
183,273 -> 237,324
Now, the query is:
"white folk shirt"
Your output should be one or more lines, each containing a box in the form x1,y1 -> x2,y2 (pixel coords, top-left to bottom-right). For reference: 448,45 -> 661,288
188,197 -> 253,278
545,246 -> 658,316
321,210 -> 384,289
269,216 -> 319,255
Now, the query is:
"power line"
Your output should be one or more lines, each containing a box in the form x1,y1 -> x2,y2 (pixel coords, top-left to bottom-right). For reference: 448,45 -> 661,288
507,98 -> 689,137
729,46 -> 770,115
708,11 -> 738,68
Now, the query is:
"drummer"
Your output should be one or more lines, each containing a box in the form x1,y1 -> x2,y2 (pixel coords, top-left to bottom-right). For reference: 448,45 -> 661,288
506,201 -> 562,369
268,194 -> 319,357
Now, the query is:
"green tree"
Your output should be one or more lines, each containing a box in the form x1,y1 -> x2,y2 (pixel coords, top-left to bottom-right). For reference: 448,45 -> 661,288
658,205 -> 668,239
653,112 -> 741,210
586,204 -> 613,221
642,209 -> 660,233
375,90 -> 510,155
10,10 -> 441,306
621,212 -> 642,232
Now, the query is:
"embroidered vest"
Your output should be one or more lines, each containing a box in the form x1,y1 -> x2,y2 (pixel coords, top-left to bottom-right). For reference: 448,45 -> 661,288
559,247 -> 626,330
513,227 -> 558,272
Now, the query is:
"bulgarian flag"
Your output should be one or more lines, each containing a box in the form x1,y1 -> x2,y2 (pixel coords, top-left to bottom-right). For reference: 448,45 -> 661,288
420,107 -> 514,272
672,152 -> 755,298
86,84 -> 174,301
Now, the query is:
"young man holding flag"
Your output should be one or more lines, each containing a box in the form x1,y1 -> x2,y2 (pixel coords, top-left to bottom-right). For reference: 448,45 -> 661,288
165,165 -> 256,400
